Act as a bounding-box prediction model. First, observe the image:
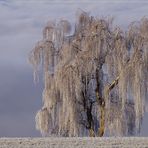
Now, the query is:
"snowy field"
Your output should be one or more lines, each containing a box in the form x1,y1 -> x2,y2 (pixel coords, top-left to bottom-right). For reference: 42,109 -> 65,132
0,137 -> 148,148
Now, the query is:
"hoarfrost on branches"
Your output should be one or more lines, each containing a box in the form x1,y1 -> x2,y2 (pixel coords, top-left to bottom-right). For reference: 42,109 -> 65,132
29,11 -> 148,137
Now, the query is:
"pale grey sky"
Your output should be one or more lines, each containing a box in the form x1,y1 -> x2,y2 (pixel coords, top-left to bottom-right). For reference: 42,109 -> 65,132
0,0 -> 148,137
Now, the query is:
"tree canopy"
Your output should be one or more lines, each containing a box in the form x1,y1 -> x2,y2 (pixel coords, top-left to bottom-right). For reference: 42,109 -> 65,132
29,10 -> 148,137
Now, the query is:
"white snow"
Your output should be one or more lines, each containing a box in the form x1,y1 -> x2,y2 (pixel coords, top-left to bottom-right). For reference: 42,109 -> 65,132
0,137 -> 148,148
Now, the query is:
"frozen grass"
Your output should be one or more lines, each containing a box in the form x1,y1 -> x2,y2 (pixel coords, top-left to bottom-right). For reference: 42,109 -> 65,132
0,137 -> 148,148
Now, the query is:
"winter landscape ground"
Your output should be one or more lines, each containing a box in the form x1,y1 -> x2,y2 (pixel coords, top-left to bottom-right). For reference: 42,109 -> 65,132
0,137 -> 148,148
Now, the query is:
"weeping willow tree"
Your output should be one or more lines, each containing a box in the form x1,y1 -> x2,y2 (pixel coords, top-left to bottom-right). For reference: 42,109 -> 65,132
29,10 -> 148,137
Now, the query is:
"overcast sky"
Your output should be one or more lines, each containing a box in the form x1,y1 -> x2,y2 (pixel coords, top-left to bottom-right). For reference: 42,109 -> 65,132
0,0 -> 148,137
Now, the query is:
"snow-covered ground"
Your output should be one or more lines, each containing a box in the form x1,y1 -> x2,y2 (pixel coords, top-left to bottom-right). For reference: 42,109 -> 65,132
0,137 -> 148,148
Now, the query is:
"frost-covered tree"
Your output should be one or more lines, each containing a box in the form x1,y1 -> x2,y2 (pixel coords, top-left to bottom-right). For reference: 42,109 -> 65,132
29,10 -> 148,137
